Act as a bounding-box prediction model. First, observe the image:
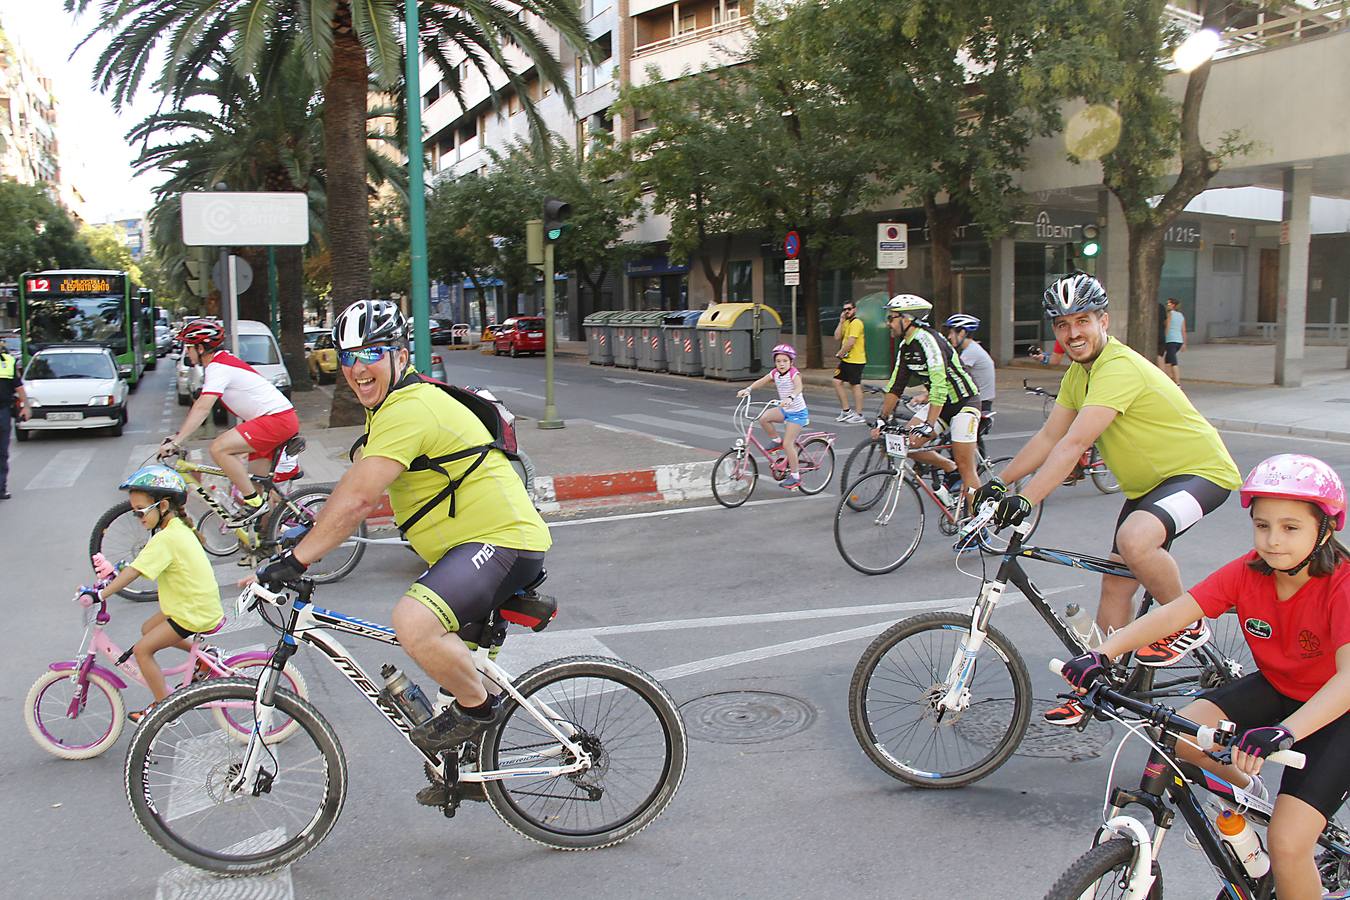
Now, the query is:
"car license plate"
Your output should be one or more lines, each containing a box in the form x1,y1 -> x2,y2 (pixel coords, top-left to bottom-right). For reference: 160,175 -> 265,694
884,432 -> 906,457
48,411 -> 83,421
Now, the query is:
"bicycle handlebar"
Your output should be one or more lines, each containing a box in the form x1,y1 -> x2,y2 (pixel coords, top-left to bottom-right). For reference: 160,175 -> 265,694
1047,659 -> 1306,769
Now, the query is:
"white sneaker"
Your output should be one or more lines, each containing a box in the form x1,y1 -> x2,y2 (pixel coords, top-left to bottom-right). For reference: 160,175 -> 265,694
835,410 -> 851,422
844,412 -> 867,424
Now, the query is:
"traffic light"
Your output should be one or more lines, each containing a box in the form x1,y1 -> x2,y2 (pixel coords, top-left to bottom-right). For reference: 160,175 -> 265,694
543,198 -> 571,241
1080,223 -> 1101,259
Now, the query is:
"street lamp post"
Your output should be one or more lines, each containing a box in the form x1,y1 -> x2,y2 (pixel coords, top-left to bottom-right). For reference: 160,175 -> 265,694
404,0 -> 431,373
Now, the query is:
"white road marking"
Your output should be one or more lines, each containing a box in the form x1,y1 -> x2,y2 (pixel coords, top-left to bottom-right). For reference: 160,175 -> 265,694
495,630 -> 615,677
486,385 -> 546,401
669,407 -> 742,425
604,377 -> 687,392
614,412 -> 729,440
575,419 -> 698,450
548,494 -> 822,528
647,397 -> 695,408
24,448 -> 97,490
157,827 -> 293,900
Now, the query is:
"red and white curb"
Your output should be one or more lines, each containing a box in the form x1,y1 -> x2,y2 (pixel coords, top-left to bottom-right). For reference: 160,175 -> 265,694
532,460 -> 715,513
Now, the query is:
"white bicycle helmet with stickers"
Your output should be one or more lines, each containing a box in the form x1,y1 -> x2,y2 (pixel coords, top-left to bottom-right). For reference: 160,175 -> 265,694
885,294 -> 932,321
333,299 -> 407,350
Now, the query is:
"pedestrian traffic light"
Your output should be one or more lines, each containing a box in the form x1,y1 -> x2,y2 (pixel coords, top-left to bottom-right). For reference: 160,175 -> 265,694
1080,223 -> 1101,259
543,198 -> 571,241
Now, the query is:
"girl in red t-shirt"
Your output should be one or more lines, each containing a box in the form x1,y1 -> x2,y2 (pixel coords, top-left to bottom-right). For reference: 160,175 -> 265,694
1059,454 -> 1350,900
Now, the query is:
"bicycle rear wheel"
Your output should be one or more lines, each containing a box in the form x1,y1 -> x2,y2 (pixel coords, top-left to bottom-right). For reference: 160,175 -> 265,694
795,438 -> 835,495
1088,446 -> 1121,495
834,470 -> 924,575
196,509 -> 242,557
124,678 -> 347,876
711,449 -> 758,508
89,501 -> 158,602
482,656 -> 686,850
264,486 -> 366,583
849,612 -> 1031,788
839,436 -> 886,506
1139,609 -> 1256,699
1042,838 -> 1162,900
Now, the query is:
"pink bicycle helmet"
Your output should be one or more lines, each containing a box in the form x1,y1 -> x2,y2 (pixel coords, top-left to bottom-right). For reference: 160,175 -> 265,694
1240,454 -> 1345,531
771,343 -> 797,360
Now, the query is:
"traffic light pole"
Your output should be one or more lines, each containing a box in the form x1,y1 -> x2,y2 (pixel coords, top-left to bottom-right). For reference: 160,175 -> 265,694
538,240 -> 564,429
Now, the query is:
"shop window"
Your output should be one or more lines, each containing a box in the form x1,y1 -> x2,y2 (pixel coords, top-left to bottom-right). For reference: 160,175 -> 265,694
728,261 -> 753,302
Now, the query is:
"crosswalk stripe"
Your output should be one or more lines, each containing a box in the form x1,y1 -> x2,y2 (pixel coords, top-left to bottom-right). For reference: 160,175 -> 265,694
613,412 -> 730,441
24,448 -> 97,490
668,407 -> 740,425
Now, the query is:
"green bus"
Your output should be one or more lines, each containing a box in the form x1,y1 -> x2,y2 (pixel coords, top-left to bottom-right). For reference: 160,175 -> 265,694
138,287 -> 157,371
18,269 -> 146,387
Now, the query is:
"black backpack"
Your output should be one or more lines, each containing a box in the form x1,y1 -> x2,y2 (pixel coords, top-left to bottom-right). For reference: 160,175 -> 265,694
349,372 -> 523,533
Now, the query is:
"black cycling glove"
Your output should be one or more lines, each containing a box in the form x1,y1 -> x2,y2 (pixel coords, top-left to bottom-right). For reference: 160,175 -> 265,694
256,549 -> 308,588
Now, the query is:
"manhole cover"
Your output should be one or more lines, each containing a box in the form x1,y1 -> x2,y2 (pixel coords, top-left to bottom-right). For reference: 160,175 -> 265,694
954,699 -> 1113,760
681,691 -> 816,744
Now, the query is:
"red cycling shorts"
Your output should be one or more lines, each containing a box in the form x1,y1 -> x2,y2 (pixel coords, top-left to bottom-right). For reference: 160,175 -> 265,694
236,409 -> 300,461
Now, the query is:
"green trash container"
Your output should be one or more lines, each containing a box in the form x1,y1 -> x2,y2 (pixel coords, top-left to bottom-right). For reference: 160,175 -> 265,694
697,303 -> 783,381
633,311 -> 669,372
611,312 -> 643,368
852,291 -> 896,380
663,310 -> 705,376
583,310 -> 618,366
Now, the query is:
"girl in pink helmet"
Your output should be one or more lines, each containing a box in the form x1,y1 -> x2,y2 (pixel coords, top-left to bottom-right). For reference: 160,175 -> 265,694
738,344 -> 808,489
1058,454 -> 1350,898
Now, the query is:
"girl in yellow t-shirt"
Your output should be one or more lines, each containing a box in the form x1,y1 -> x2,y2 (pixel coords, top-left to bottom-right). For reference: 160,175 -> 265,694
94,465 -> 224,721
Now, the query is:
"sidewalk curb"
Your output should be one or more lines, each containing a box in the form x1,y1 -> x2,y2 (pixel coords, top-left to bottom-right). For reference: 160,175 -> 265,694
1208,418 -> 1350,444
532,460 -> 716,513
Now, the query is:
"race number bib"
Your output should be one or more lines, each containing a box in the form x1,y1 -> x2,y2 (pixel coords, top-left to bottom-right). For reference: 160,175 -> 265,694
884,432 -> 907,457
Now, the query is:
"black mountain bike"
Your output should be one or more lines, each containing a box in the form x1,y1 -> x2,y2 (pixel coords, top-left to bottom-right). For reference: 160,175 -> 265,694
848,506 -> 1253,788
1042,669 -> 1348,900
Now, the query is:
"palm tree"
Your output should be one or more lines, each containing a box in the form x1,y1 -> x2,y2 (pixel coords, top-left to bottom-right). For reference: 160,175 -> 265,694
68,0 -> 592,314
133,46 -> 405,387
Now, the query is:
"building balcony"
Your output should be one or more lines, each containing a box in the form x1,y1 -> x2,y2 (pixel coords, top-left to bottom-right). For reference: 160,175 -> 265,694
630,17 -> 751,84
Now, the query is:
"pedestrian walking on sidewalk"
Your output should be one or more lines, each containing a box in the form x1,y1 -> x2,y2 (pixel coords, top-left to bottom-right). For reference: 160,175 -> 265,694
739,344 -> 809,489
832,302 -> 867,424
1162,298 -> 1187,386
0,343 -> 30,500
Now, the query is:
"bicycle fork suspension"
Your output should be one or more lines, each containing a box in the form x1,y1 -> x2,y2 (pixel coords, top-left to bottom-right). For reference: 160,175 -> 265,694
937,580 -> 1006,712
229,646 -> 294,795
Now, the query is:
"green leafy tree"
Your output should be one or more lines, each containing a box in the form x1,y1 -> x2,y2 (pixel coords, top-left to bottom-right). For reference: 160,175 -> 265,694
427,174 -> 499,328
616,73 -> 750,305
68,0 -> 593,329
371,198 -> 412,298
1067,0 -> 1249,353
79,224 -> 145,285
0,182 -> 92,280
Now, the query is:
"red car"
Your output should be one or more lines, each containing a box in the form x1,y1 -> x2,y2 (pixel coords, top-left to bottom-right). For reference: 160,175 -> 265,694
493,316 -> 546,357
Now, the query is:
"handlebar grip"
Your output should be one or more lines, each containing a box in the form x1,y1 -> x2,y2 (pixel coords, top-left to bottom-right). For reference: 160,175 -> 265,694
1048,658 -> 1066,676
1270,749 -> 1306,769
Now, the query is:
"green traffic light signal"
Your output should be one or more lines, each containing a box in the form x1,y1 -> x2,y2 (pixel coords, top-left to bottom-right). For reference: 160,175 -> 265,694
1081,240 -> 1100,258
547,225 -> 565,241
1080,223 -> 1101,258
543,198 -> 571,243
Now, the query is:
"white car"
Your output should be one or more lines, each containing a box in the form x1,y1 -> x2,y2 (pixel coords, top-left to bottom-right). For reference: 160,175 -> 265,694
17,347 -> 129,440
304,327 -> 327,353
154,323 -> 173,357
177,321 -> 291,421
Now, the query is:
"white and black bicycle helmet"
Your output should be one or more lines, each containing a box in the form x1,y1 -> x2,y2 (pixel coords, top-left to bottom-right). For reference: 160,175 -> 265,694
944,313 -> 980,334
333,299 -> 407,350
885,294 -> 932,321
1043,272 -> 1109,319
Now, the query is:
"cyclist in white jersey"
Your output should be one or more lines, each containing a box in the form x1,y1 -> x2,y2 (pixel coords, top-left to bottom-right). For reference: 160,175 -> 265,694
160,320 -> 298,525
738,343 -> 809,489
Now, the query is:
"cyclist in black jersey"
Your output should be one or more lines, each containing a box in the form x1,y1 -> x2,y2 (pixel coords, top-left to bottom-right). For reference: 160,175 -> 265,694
870,294 -> 982,514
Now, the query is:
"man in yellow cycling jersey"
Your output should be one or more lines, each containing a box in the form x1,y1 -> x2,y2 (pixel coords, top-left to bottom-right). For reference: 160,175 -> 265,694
973,273 -> 1241,725
257,300 -> 551,800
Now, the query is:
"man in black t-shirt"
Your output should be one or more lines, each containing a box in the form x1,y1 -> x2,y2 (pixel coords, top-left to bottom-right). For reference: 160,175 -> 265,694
0,345 -> 30,499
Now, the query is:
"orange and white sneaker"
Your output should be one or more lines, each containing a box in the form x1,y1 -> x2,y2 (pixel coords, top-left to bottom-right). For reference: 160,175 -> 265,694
1135,620 -> 1212,667
1043,698 -> 1085,726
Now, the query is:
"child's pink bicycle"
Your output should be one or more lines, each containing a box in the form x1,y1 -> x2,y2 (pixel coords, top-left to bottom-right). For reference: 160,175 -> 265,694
711,395 -> 837,508
24,555 -> 308,759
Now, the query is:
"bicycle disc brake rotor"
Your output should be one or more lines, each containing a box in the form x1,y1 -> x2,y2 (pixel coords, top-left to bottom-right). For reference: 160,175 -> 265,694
922,683 -> 968,723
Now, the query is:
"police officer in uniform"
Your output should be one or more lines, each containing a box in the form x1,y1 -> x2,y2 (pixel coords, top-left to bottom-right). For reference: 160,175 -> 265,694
0,343 -> 30,499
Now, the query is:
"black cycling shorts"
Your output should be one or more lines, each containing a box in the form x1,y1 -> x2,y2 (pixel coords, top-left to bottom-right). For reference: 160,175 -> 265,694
1204,671 -> 1350,820
168,618 -> 198,639
407,542 -> 545,634
1111,473 -> 1231,554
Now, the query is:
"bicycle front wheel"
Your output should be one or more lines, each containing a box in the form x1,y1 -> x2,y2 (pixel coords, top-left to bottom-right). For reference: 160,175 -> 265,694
1089,446 -> 1121,495
124,678 -> 347,876
1043,838 -> 1162,900
265,486 -> 366,583
839,436 -> 886,504
834,470 -> 924,575
849,612 -> 1032,788
482,656 -> 687,850
711,449 -> 758,508
213,658 -> 310,744
89,501 -> 158,602
25,669 -> 125,759
795,438 -> 836,495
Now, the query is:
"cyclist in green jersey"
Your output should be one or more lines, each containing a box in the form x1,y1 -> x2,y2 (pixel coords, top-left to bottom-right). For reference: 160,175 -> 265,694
257,301 -> 551,797
973,273 -> 1241,725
